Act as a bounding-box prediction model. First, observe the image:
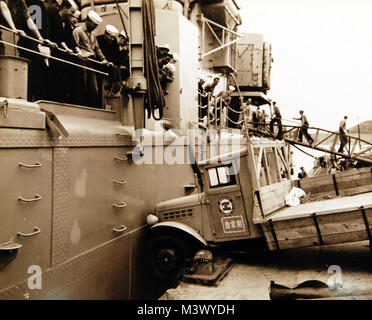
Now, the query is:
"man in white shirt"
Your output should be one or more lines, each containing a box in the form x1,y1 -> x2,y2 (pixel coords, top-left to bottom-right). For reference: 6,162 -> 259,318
338,116 -> 348,153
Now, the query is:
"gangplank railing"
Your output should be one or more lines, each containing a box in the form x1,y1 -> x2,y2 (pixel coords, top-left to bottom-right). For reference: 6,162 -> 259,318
248,121 -> 372,165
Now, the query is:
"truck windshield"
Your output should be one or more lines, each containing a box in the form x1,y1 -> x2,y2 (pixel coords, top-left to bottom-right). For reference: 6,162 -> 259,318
208,165 -> 236,188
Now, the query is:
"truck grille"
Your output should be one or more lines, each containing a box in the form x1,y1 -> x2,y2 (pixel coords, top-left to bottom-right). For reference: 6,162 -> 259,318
161,208 -> 193,221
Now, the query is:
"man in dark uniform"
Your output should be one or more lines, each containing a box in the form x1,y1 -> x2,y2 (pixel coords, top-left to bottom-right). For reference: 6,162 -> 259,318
202,77 -> 219,108
293,109 -> 314,145
45,0 -> 77,102
97,24 -> 120,98
60,9 -> 82,104
19,0 -> 53,101
0,0 -> 26,54
198,78 -> 207,120
117,30 -> 129,81
298,166 -> 308,179
269,101 -> 283,139
1,0 -> 55,101
338,116 -> 348,153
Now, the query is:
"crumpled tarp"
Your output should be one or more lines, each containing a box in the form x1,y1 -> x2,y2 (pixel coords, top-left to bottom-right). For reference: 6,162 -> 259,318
285,187 -> 306,207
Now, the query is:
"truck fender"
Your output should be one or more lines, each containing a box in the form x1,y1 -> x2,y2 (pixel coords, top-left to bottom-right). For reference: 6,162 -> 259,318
149,221 -> 207,246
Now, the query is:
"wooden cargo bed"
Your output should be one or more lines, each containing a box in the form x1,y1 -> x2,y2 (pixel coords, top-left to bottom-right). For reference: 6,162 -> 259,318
256,192 -> 372,251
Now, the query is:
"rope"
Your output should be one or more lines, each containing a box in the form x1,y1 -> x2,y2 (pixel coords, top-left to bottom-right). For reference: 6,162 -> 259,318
115,0 -> 128,37
228,73 -> 242,98
226,104 -> 243,114
225,114 -> 244,125
0,40 -> 109,76
142,0 -> 165,120
292,143 -> 317,158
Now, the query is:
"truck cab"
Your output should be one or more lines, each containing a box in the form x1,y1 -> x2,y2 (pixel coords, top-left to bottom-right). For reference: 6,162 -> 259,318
146,137 -> 292,281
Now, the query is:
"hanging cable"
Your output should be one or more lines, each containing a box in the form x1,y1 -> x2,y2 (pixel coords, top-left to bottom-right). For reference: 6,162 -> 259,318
292,143 -> 316,158
115,0 -> 128,37
228,73 -> 242,99
142,0 -> 165,120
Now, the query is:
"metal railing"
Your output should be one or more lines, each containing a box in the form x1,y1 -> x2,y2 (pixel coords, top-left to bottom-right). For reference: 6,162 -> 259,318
0,24 -> 115,76
250,121 -> 372,164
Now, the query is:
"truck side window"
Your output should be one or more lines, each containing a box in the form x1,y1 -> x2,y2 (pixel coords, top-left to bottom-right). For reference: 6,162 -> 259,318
209,168 -> 219,186
208,165 -> 236,188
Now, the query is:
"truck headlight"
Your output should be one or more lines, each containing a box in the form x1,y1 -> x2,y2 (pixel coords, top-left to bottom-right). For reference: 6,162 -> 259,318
146,214 -> 159,226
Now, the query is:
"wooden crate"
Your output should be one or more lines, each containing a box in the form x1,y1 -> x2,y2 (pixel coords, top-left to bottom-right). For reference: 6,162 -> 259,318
296,167 -> 372,198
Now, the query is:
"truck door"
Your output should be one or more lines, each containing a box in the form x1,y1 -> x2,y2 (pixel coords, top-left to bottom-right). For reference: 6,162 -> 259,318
204,161 -> 250,241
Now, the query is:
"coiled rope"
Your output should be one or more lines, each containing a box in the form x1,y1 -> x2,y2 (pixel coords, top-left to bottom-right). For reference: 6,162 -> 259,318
142,0 -> 165,120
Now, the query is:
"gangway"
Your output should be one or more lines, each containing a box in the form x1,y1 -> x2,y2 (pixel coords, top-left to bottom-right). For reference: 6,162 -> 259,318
198,92 -> 372,165
247,122 -> 372,165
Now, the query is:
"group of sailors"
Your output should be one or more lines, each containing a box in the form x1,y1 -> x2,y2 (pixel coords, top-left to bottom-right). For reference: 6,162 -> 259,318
0,0 -> 130,108
198,77 -> 236,127
197,80 -> 352,159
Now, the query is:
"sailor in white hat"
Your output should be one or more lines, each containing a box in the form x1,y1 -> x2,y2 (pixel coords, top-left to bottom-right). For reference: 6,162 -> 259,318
72,10 -> 111,108
96,24 -> 122,96
97,24 -> 120,56
56,0 -> 78,28
66,0 -> 79,11
158,43 -> 170,51
119,30 -> 127,38
87,10 -> 102,27
105,25 -> 119,38
73,10 -> 81,19
118,30 -> 129,49
117,30 -> 130,80
157,43 -> 170,69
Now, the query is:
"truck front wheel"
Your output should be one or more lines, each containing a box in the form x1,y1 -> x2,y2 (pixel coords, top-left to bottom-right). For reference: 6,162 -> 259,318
147,235 -> 191,282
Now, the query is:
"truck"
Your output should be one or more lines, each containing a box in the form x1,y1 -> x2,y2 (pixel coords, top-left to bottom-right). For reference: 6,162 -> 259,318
146,135 -> 372,282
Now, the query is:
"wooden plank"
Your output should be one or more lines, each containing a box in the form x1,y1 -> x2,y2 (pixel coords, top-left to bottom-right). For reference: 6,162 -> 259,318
277,237 -> 321,250
304,174 -> 334,184
339,185 -> 372,197
265,192 -> 372,221
318,219 -> 365,235
246,142 -> 260,190
366,207 -> 372,225
337,177 -> 372,187
336,171 -> 372,181
317,210 -> 362,223
275,225 -> 317,241
260,180 -> 291,194
267,230 -> 370,251
261,198 -> 372,251
322,230 -> 369,245
266,218 -> 366,242
262,148 -> 271,185
302,185 -> 336,196
300,177 -> 333,188
255,147 -> 263,179
274,148 -> 283,182
259,181 -> 292,216
335,167 -> 371,178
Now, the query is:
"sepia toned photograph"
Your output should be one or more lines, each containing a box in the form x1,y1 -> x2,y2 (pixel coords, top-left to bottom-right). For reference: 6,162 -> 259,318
0,0 -> 371,308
